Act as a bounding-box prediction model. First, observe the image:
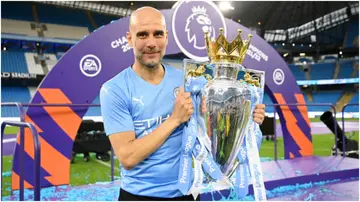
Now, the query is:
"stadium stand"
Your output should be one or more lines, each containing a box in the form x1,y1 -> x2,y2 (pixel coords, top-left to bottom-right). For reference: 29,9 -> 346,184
310,62 -> 335,80
1,19 -> 38,37
24,52 -> 44,75
339,59 -> 356,79
1,87 -> 32,117
2,49 -> 29,73
1,2 -> 358,118
346,92 -> 360,112
1,19 -> 90,40
344,19 -> 359,48
42,23 -> 89,40
312,91 -> 343,111
288,64 -> 307,80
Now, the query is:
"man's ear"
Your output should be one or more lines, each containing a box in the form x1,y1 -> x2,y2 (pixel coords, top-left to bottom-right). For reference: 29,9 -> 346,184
126,32 -> 133,47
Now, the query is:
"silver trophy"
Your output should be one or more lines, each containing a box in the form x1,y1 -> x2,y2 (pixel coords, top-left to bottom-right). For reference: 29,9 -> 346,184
183,28 -> 264,191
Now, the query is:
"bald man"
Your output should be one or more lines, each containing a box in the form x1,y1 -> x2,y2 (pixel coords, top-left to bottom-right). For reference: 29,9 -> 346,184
100,6 -> 265,201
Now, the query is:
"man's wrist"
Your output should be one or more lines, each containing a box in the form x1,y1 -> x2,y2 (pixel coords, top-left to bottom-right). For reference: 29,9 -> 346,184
167,116 -> 181,128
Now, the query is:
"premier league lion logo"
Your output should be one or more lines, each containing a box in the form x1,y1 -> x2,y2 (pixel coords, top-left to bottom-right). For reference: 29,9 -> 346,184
185,6 -> 216,50
172,0 -> 226,61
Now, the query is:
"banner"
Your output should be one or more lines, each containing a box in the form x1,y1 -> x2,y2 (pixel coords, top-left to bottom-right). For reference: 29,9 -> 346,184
1,72 -> 44,86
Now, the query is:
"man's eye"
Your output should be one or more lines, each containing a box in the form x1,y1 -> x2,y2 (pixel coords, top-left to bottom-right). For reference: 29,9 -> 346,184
138,33 -> 148,38
155,32 -> 164,37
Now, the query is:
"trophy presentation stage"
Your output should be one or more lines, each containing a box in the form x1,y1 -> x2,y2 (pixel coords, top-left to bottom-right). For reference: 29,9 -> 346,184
2,0 -> 359,201
4,156 -> 358,201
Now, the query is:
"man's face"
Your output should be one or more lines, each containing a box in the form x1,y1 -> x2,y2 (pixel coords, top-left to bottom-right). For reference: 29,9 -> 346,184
127,12 -> 168,69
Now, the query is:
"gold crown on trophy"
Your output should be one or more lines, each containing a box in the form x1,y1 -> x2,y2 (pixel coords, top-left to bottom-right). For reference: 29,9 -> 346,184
205,28 -> 252,64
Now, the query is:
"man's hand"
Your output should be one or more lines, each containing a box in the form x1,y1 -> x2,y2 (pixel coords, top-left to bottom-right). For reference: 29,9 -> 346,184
253,104 -> 265,125
170,87 -> 194,125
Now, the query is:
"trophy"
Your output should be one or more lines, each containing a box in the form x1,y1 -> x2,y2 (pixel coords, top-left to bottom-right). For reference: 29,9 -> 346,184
178,28 -> 266,199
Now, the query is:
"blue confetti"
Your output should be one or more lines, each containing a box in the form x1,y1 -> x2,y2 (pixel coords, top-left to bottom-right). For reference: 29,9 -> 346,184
305,193 -> 315,201
2,171 -> 12,177
2,177 -> 357,201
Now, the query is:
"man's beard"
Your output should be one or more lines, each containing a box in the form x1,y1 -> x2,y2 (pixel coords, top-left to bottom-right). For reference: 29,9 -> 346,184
136,52 -> 163,69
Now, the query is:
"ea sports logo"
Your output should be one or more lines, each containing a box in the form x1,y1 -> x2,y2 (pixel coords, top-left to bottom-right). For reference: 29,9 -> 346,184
79,54 -> 102,77
172,0 -> 226,62
273,68 -> 285,85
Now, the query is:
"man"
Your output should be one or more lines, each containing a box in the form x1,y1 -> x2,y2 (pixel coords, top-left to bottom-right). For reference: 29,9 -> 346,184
100,6 -> 266,201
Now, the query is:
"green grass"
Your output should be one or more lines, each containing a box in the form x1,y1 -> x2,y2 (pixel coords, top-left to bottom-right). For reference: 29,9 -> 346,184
3,127 -> 19,135
260,131 -> 359,158
1,154 -> 120,197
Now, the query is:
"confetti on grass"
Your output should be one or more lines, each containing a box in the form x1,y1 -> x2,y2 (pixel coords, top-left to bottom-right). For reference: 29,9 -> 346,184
2,171 -> 12,177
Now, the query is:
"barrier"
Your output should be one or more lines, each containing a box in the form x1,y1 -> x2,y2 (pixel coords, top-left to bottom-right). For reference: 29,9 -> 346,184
1,102 -> 116,187
341,103 -> 359,157
265,103 -> 337,160
1,120 -> 40,201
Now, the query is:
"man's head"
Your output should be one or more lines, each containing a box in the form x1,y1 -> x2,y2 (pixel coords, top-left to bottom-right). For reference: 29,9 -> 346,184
127,7 -> 168,69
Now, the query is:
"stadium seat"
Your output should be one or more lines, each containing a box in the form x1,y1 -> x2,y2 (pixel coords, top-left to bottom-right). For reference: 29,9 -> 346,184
2,50 -> 29,73
339,60 -> 355,79
310,62 -> 335,80
1,87 -> 32,117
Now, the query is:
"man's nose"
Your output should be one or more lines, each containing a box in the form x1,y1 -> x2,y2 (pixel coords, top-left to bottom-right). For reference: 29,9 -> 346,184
146,36 -> 156,49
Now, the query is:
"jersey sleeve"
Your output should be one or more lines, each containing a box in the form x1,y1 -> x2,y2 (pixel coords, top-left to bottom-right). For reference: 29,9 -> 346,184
100,83 -> 134,136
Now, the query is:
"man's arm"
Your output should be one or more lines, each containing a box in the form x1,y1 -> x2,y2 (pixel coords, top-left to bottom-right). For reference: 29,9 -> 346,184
101,86 -> 193,170
109,117 -> 180,170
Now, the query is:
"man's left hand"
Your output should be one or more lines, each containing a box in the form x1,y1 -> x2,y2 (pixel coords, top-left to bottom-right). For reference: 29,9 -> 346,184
253,104 -> 265,125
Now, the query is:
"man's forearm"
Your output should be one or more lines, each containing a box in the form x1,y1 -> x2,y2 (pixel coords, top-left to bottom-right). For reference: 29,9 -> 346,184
119,117 -> 181,169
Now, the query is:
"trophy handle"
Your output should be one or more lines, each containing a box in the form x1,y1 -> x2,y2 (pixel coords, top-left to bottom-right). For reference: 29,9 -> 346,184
244,69 -> 265,92
182,59 -> 212,92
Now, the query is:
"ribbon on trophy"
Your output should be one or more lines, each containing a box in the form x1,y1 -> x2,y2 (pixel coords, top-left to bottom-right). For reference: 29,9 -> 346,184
235,137 -> 249,198
238,80 -> 266,201
178,76 -> 225,198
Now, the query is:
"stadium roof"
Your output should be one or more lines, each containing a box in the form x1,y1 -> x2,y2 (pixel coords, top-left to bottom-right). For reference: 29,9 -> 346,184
101,1 -> 356,30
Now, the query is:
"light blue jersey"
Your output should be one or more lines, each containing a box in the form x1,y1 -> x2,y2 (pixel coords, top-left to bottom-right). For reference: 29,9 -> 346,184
100,64 -> 186,198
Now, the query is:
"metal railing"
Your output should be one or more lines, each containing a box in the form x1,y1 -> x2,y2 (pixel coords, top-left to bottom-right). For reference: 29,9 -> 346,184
1,102 -> 117,199
265,103 -> 337,160
341,103 -> 359,156
1,121 -> 41,201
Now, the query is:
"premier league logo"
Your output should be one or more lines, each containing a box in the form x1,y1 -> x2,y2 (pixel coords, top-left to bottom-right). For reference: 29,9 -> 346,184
172,0 -> 226,62
185,6 -> 216,50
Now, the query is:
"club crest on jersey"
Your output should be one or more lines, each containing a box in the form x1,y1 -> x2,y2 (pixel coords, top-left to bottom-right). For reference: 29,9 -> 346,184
174,87 -> 180,98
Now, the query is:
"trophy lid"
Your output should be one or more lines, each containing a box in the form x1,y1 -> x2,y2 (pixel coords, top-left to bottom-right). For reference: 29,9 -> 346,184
205,28 -> 252,64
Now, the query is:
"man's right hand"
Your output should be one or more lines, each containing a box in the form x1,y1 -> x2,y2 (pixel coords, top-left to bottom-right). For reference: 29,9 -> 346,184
170,87 -> 194,125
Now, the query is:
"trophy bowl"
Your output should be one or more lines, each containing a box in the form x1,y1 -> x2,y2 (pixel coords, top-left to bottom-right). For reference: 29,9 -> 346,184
200,62 -> 252,179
